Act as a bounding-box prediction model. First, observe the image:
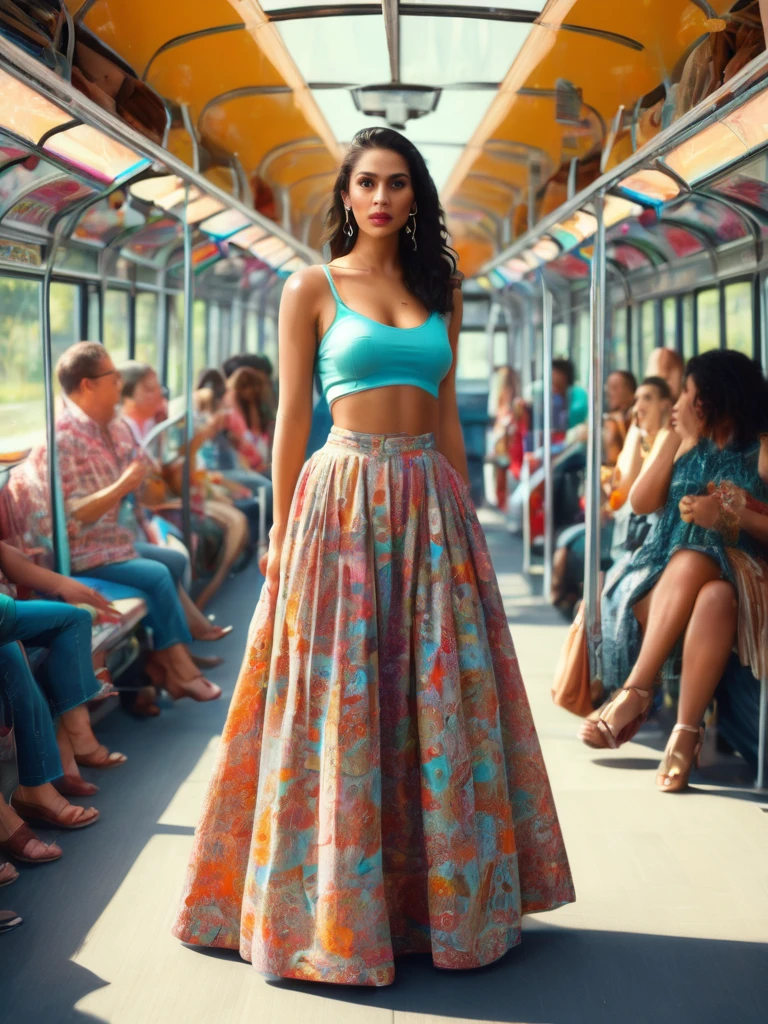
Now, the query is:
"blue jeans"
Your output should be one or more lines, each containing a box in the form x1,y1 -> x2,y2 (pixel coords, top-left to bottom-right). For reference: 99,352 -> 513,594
79,558 -> 192,650
0,601 -> 100,786
134,541 -> 189,587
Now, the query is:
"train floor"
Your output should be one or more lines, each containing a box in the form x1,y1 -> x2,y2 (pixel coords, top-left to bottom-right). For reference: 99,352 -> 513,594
3,509 -> 768,1024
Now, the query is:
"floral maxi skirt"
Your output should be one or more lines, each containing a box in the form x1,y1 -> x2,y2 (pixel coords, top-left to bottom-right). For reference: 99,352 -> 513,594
173,427 -> 575,986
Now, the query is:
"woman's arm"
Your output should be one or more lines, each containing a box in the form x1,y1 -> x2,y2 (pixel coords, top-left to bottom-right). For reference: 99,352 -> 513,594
629,427 -> 682,515
437,288 -> 470,485
267,269 -> 320,545
611,423 -> 644,499
0,541 -> 116,615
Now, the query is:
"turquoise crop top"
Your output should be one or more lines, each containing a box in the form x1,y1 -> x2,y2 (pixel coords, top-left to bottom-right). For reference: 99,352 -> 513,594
316,265 -> 453,407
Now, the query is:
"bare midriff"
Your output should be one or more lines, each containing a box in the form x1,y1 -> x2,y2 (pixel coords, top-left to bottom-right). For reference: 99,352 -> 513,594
330,384 -> 440,437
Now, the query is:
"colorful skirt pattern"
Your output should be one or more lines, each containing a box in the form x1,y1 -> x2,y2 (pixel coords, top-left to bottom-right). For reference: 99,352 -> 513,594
173,428 -> 574,986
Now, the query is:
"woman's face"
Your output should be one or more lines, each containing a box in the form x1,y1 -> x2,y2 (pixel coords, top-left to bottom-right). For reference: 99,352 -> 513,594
133,370 -> 163,417
634,383 -> 669,434
342,147 -> 415,241
672,374 -> 703,439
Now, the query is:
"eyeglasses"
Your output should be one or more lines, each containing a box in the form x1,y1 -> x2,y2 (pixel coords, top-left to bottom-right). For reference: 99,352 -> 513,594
85,369 -> 120,381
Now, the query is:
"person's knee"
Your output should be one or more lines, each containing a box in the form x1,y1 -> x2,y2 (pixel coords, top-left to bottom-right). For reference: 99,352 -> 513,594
666,549 -> 720,582
695,579 -> 738,619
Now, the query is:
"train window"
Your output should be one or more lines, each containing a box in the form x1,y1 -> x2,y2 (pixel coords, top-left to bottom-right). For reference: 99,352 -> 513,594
0,275 -> 43,450
245,309 -> 258,354
87,285 -> 100,340
208,303 -> 222,366
662,297 -> 677,349
104,289 -> 130,362
610,307 -> 629,372
724,281 -> 753,357
135,292 -> 159,366
50,283 -> 80,369
553,322 -> 568,359
697,289 -> 721,352
640,301 -> 656,372
263,316 -> 279,370
681,294 -> 695,360
231,302 -> 244,356
456,331 -> 490,382
166,293 -> 185,398
193,299 -> 207,376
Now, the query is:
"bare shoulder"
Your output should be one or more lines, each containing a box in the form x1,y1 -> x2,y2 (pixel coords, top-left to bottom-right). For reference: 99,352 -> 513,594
280,264 -> 329,310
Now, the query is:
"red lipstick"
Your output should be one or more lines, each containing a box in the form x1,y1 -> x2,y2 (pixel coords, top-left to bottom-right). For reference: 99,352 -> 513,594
369,213 -> 392,225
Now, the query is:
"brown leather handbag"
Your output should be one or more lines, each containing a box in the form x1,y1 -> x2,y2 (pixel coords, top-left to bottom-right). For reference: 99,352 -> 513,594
552,600 -> 598,718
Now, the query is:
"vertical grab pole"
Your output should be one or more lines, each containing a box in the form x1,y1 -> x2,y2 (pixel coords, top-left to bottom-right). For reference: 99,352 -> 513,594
541,278 -> 554,602
41,242 -> 60,573
757,677 -> 767,790
181,187 -> 194,557
521,297 -> 534,576
584,193 -> 606,685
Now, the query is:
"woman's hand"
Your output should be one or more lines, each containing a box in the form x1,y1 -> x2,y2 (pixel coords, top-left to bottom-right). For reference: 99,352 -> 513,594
56,578 -> 121,621
259,525 -> 285,594
678,493 -> 720,528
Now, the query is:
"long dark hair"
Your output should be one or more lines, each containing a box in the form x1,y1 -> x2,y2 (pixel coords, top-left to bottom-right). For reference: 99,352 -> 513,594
325,127 -> 458,314
684,350 -> 768,447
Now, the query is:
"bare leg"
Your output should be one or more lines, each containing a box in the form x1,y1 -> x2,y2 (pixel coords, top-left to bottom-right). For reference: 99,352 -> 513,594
194,500 -> 248,610
658,579 -> 737,789
59,705 -> 126,767
595,550 -> 724,744
176,585 -> 230,640
147,645 -> 221,702
14,781 -> 98,826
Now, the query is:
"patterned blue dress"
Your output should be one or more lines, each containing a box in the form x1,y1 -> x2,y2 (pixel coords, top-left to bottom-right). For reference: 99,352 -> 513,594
602,438 -> 768,690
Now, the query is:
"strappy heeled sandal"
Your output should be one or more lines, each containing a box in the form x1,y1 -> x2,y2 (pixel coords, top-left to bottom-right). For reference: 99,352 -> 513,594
54,775 -> 99,798
10,795 -> 99,831
0,909 -> 22,933
656,724 -> 704,793
0,861 -> 19,887
165,676 -> 222,703
595,686 -> 653,749
74,744 -> 127,769
0,822 -> 61,863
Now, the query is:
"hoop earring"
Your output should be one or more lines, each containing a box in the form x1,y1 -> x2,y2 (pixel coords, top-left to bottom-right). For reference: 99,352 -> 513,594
405,203 -> 417,251
343,206 -> 354,238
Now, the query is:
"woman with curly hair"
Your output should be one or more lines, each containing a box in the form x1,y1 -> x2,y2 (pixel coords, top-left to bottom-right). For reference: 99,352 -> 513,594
174,127 -> 574,986
583,350 -> 768,791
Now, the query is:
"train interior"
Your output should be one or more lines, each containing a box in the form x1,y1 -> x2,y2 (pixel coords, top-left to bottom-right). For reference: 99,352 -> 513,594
1,1 -> 768,1021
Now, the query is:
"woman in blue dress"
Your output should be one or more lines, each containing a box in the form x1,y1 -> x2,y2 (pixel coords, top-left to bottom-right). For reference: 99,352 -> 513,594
585,350 -> 768,791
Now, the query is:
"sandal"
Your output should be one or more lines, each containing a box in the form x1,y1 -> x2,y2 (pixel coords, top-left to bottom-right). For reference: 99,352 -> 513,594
578,701 -> 612,749
595,686 -> 653,750
74,744 -> 127,769
0,909 -> 22,933
195,625 -> 233,642
656,724 -> 704,793
166,676 -> 222,703
91,667 -> 119,702
54,775 -> 100,798
0,822 -> 62,863
0,861 -> 18,887
132,686 -> 161,718
11,795 -> 99,831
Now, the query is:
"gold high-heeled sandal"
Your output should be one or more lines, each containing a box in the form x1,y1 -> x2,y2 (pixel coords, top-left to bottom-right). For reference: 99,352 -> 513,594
656,724 -> 704,793
595,686 -> 653,749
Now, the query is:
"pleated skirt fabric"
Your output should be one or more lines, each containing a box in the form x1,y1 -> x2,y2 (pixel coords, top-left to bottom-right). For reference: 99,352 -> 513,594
173,427 -> 574,986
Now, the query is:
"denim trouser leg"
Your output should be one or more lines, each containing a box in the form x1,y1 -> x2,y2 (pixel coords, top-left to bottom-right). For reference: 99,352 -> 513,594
0,642 -> 64,786
134,541 -> 189,587
79,558 -> 192,649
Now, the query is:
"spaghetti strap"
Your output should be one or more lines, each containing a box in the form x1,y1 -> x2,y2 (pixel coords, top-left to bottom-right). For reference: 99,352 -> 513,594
322,264 -> 344,307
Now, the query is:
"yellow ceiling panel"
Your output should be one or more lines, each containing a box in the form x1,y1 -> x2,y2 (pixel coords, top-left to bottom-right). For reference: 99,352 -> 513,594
200,93 -> 322,177
264,149 -> 338,191
288,173 -> 336,218
71,0 -> 243,79
146,31 -> 285,121
458,179 -> 517,218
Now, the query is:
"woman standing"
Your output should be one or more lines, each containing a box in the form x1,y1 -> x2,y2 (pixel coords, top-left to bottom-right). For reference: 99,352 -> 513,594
174,128 -> 574,985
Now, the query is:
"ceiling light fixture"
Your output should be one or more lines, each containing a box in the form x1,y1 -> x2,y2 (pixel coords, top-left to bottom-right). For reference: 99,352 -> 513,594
351,85 -> 441,130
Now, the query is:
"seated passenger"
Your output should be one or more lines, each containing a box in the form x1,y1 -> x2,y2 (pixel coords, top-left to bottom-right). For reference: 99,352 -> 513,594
584,350 -> 768,792
646,347 -> 684,402
603,370 -> 637,467
49,343 -> 221,703
225,367 -> 273,476
0,547 -> 123,847
119,361 -> 233,641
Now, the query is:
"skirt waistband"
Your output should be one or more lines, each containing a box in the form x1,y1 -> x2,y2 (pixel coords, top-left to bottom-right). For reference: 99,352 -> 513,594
326,426 -> 436,455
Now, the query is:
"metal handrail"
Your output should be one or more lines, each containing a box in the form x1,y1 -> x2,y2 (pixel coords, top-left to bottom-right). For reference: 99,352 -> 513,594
482,52 -> 768,275
0,36 -> 322,266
